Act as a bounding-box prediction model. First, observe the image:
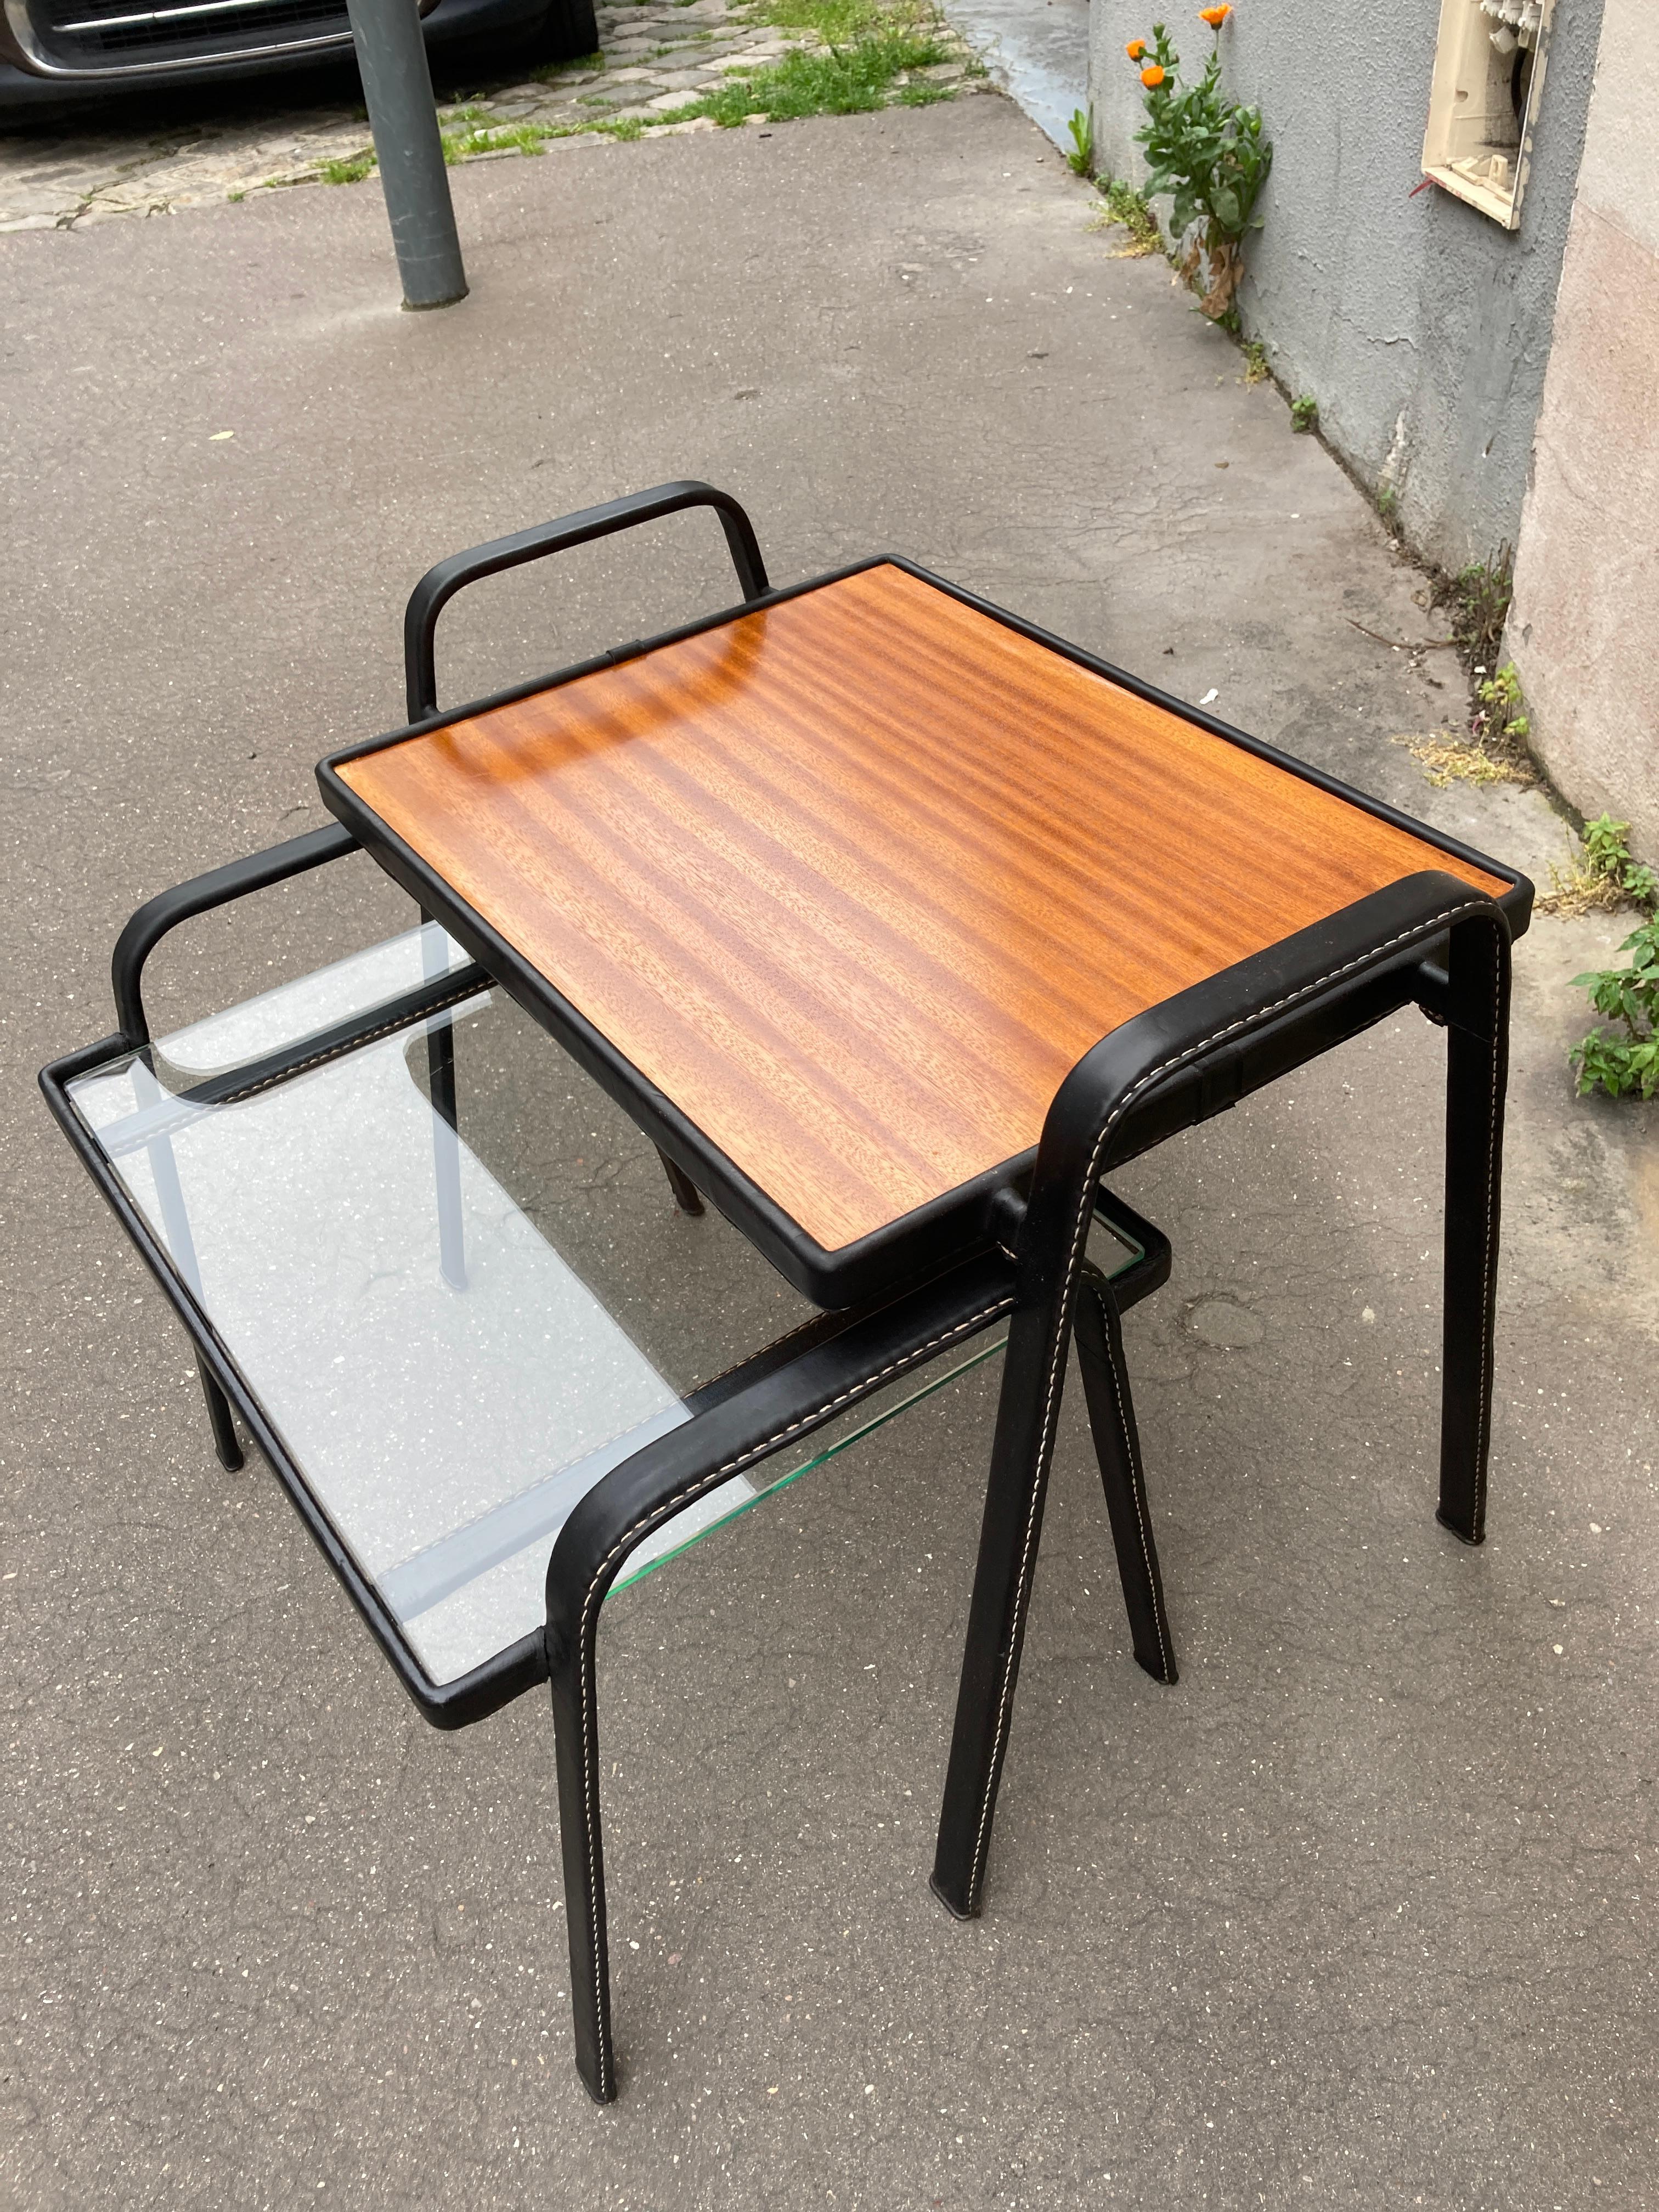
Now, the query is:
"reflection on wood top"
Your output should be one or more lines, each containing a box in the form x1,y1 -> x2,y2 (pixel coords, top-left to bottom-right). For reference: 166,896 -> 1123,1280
338,563 -> 1506,1251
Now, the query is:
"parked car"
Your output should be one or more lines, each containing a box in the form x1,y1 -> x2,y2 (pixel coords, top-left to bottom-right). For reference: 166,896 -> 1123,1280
0,0 -> 596,114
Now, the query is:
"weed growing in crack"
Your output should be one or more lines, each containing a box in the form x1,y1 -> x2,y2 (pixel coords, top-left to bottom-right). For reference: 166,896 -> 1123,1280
1066,107 -> 1096,176
318,150 -> 375,185
1543,814 -> 1659,918
1443,545 -> 1513,667
1472,661 -> 1528,748
1396,659 -> 1536,793
442,117 -> 551,160
1092,177 -> 1161,255
1571,916 -> 1659,1101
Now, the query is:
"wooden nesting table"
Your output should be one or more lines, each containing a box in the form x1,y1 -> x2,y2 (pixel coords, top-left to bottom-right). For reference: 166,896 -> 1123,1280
321,552 -> 1513,1304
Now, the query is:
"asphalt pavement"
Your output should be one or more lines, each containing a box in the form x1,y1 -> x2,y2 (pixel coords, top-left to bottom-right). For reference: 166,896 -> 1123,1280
2,94 -> 1656,2209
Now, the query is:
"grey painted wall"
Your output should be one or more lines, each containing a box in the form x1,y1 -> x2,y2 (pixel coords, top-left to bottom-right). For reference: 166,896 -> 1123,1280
1086,0 -> 1603,574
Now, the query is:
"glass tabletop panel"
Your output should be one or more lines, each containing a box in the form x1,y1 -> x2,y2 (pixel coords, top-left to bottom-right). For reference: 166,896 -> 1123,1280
67,926 -> 1140,1688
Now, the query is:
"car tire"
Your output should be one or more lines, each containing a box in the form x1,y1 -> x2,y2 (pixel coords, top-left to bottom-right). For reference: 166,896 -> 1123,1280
535,0 -> 600,61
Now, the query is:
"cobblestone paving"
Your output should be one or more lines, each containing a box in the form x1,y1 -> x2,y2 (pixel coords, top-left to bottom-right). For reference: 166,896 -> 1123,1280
0,0 -> 983,230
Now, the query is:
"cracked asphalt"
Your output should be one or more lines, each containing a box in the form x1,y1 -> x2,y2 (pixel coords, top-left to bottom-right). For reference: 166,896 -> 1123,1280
3,91 -> 1657,2209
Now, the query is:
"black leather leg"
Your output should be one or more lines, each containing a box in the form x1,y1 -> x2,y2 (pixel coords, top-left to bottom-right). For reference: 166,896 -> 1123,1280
930,1290 -> 1070,1920
1436,912 -> 1511,1545
549,1632 -> 618,2103
1072,1274 -> 1177,1685
656,1148 -> 705,1216
196,1356 -> 244,1472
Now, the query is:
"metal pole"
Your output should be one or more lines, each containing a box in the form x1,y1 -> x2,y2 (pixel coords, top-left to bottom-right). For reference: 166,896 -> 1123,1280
344,0 -> 468,310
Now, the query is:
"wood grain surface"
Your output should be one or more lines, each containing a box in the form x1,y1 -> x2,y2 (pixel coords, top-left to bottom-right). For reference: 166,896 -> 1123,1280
338,563 -> 1507,1251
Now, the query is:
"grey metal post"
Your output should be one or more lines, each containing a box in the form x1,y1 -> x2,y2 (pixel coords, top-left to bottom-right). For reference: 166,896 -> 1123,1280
344,0 -> 469,309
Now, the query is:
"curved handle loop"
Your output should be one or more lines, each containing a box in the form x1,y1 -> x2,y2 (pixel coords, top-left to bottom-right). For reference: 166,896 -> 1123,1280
402,479 -> 771,722
111,822 -> 358,1047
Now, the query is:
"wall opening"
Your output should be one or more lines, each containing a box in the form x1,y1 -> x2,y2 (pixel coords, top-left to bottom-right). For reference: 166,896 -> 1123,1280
1422,0 -> 1556,228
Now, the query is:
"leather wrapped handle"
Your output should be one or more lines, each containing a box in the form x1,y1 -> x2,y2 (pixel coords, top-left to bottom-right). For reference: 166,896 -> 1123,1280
1023,869 -> 1509,1247
111,821 -> 359,1047
402,479 -> 771,721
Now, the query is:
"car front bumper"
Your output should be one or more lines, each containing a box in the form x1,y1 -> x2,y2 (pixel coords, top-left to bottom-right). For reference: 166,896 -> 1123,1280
0,0 -> 572,110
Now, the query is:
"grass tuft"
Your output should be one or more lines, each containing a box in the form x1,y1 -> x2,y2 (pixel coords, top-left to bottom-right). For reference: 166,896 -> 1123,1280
1092,177 -> 1160,256
318,150 -> 375,185
414,0 -> 964,171
1442,545 -> 1513,668
442,117 -> 551,161
696,28 -> 950,122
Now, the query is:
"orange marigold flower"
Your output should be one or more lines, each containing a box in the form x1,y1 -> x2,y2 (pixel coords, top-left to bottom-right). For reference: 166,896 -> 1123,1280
1199,4 -> 1232,25
1126,37 -> 1147,58
1140,62 -> 1166,86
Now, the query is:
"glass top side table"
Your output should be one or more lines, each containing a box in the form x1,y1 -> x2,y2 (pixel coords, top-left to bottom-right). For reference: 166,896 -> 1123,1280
58,928 -> 1152,1696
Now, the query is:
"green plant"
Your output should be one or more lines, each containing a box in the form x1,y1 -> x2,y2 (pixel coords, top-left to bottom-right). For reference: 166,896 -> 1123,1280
1290,392 -> 1317,432
678,20 -> 950,124
1473,661 -> 1529,747
1570,918 -> 1659,1101
1241,336 -> 1268,383
1376,480 -> 1398,525
744,0 -> 939,40
318,150 -> 375,185
1125,9 -> 1271,319
1447,545 -> 1513,667
1094,176 -> 1161,254
1541,812 -> 1658,916
1582,815 -> 1659,905
442,117 -> 549,160
227,188 -> 246,203
1066,106 -> 1096,176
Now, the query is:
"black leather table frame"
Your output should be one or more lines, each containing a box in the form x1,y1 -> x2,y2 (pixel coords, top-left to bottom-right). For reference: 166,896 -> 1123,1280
41,483 -> 1530,2104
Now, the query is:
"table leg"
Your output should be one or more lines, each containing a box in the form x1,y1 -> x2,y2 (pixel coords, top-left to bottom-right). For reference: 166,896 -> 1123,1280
132,1057 -> 245,1472
195,1356 -> 245,1474
656,1149 -> 706,1216
420,924 -> 467,1293
1436,911 -> 1511,1546
1073,1274 -> 1177,1685
548,1632 -> 618,2103
930,1285 -> 1070,1920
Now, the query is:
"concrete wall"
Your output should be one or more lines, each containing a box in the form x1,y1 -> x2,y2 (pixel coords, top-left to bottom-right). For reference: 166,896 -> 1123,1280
1086,0 -> 1603,574
1506,0 -> 1659,861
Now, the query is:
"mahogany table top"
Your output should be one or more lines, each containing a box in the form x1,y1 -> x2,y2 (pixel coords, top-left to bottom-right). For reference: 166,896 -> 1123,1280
335,562 -> 1508,1253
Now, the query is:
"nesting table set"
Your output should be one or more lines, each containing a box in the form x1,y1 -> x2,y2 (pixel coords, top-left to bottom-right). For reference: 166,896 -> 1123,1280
41,483 -> 1530,2100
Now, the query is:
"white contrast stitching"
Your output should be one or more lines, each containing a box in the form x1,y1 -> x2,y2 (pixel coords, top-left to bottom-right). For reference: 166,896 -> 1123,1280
571,1293 -> 1015,2089
217,978 -> 483,1104
962,900 -> 1494,1904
